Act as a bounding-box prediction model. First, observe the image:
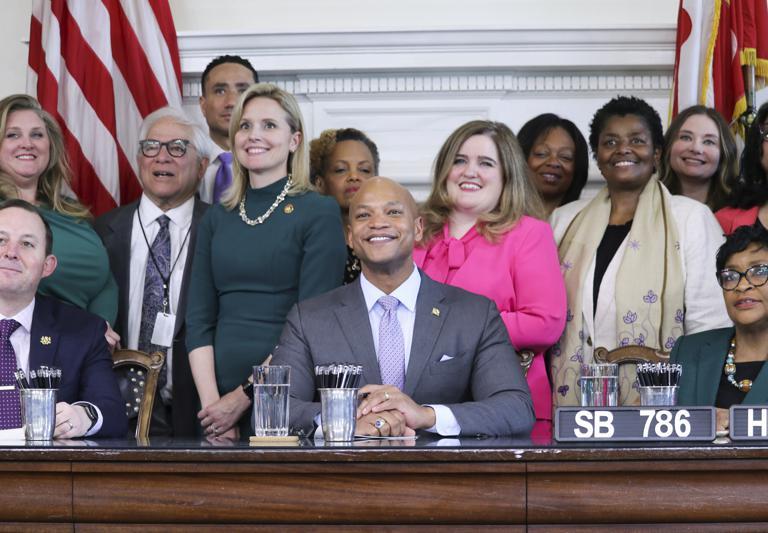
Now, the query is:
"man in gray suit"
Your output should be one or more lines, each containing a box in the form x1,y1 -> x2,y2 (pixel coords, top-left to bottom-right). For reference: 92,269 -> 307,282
272,177 -> 534,437
95,107 -> 211,437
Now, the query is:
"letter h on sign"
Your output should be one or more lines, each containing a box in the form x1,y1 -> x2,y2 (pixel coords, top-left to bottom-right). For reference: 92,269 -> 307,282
748,408 -> 768,438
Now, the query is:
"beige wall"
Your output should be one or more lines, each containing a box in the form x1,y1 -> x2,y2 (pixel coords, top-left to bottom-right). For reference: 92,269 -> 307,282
2,0 -> 677,98
169,0 -> 677,32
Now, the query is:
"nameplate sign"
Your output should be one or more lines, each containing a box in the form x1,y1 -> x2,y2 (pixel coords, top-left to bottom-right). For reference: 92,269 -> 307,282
554,407 -> 716,442
730,406 -> 768,440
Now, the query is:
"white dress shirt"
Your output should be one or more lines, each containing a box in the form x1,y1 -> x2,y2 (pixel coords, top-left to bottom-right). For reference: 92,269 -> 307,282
198,143 -> 226,204
127,194 -> 194,403
1,298 -> 103,435
359,266 -> 461,436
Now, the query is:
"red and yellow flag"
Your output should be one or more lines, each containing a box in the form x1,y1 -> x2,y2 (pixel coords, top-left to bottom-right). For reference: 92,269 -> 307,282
671,0 -> 768,133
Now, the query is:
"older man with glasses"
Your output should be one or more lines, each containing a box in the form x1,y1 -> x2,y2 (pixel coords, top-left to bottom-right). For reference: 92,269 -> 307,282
94,107 -> 212,438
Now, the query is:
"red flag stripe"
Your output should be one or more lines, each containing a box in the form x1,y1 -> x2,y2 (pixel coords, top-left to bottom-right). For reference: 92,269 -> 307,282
34,2 -> 122,200
102,0 -> 173,116
121,0 -> 181,104
52,0 -> 118,135
64,0 -> 144,179
61,122 -> 118,212
148,0 -> 182,92
27,0 -> 182,215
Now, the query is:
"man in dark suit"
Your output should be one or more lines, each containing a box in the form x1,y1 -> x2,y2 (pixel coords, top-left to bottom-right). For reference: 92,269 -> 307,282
272,178 -> 534,437
95,107 -> 210,437
0,199 -> 126,438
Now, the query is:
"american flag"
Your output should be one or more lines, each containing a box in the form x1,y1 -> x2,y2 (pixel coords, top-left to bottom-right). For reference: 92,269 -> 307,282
27,0 -> 183,216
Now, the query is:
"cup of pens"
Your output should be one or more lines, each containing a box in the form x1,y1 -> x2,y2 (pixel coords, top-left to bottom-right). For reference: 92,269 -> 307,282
16,366 -> 61,441
316,364 -> 362,442
637,363 -> 682,407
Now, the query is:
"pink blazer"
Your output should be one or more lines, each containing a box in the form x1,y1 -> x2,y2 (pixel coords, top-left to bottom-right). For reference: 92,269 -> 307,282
715,206 -> 759,235
414,216 -> 567,421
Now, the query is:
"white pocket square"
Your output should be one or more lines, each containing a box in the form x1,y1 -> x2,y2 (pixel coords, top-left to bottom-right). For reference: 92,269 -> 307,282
439,354 -> 454,362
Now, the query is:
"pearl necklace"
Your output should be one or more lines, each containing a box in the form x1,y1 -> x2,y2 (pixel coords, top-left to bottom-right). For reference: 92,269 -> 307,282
239,176 -> 292,226
724,336 -> 753,393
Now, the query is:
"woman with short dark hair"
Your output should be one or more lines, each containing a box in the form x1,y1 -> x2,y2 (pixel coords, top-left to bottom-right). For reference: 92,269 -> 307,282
673,224 -> 768,432
518,113 -> 589,217
550,96 -> 730,407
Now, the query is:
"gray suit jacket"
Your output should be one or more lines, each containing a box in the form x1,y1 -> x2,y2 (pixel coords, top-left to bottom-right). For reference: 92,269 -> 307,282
272,271 -> 535,436
94,197 -> 208,437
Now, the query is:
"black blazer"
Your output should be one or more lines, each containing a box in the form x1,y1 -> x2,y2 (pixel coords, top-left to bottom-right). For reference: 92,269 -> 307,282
94,197 -> 208,437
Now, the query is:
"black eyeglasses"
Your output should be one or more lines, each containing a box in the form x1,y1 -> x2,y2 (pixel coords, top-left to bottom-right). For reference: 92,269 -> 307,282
717,264 -> 768,290
139,139 -> 191,158
759,126 -> 768,142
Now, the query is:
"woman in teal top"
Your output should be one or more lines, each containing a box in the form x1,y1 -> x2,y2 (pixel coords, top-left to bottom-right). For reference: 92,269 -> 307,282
672,224 -> 768,433
0,95 -> 117,325
38,208 -> 117,324
187,83 -> 346,440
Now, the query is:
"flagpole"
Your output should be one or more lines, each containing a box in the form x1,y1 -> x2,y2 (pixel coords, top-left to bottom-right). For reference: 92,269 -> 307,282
739,64 -> 757,131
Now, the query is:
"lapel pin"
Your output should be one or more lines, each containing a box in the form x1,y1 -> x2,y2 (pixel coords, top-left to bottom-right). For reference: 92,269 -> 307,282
431,307 -> 440,317
283,203 -> 294,214
40,336 -> 52,345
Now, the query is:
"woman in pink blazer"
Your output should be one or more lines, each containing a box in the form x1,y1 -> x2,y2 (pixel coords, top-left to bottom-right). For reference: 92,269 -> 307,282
414,120 -> 567,434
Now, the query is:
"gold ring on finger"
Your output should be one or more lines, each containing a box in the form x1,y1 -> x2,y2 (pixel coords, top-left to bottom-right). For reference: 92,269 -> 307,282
384,392 -> 390,401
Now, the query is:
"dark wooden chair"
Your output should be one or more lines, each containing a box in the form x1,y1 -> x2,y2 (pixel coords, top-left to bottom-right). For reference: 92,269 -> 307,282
112,349 -> 165,441
594,345 -> 670,365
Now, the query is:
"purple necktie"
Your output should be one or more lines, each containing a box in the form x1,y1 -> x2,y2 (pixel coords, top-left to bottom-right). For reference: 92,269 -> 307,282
377,296 -> 406,390
212,152 -> 233,203
0,319 -> 21,429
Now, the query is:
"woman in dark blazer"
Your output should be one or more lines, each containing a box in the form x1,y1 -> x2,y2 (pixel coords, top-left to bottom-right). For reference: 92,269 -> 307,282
672,224 -> 768,431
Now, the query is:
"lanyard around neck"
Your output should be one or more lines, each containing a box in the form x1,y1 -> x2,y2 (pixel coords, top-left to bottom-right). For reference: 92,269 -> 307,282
136,203 -> 191,314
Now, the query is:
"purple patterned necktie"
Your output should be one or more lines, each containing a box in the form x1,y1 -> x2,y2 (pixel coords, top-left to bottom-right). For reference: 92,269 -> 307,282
212,152 -> 233,203
0,319 -> 22,429
377,296 -> 406,390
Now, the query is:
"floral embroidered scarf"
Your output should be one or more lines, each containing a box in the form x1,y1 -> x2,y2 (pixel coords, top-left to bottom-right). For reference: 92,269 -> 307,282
551,178 -> 684,407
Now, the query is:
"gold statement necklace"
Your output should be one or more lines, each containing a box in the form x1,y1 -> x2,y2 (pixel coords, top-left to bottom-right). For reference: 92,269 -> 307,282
724,336 -> 753,393
239,176 -> 292,226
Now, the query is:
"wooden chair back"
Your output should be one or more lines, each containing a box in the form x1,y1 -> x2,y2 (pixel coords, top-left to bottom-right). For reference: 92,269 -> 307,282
593,345 -> 670,365
112,349 -> 165,441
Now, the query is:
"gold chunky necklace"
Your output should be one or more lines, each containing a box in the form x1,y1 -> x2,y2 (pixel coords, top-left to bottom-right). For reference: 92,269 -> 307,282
239,176 -> 292,226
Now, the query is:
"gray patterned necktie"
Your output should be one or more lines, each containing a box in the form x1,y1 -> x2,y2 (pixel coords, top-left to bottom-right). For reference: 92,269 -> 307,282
377,295 -> 406,390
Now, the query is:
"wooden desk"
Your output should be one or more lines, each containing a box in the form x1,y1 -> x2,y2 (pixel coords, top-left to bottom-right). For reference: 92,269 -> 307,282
2,437 -> 768,531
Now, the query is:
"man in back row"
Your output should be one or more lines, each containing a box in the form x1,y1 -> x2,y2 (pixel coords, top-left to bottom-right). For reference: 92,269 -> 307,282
198,55 -> 258,204
0,200 -> 126,438
272,178 -> 534,437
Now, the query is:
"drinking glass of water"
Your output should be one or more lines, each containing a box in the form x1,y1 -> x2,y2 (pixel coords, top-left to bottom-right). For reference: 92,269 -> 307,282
579,363 -> 618,407
252,365 -> 291,437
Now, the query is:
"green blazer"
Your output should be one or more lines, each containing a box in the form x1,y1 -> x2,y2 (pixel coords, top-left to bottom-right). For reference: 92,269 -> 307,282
671,327 -> 768,406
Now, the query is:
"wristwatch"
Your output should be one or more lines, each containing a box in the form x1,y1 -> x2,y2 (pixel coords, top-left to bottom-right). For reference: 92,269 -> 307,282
79,403 -> 98,431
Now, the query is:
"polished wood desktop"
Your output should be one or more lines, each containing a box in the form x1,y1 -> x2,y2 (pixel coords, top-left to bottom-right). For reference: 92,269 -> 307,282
1,435 -> 768,531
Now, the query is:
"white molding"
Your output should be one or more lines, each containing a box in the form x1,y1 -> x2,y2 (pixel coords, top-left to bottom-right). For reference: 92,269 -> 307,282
183,71 -> 673,98
177,26 -> 676,74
